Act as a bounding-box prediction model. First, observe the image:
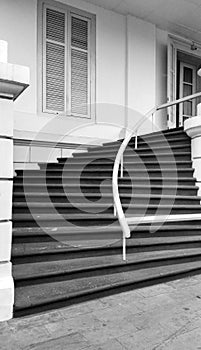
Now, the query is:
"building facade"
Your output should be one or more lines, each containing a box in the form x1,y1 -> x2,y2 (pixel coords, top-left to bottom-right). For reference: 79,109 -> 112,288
1,0 -> 201,321
1,0 -> 201,166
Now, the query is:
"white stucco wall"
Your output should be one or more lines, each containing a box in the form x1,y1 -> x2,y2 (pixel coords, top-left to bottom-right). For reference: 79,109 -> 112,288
0,0 -> 127,141
155,28 -> 168,131
127,16 -> 157,135
0,0 -> 169,164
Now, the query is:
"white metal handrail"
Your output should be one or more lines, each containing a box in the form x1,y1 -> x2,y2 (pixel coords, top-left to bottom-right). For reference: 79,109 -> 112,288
112,91 -> 201,261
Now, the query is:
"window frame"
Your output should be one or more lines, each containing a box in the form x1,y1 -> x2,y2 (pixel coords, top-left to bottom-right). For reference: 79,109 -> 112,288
37,0 -> 96,119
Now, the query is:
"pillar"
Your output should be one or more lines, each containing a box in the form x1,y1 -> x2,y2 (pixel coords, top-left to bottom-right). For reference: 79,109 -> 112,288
184,103 -> 201,196
0,40 -> 29,321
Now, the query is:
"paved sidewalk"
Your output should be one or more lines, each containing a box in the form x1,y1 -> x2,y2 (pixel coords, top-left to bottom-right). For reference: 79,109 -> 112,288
1,275 -> 201,350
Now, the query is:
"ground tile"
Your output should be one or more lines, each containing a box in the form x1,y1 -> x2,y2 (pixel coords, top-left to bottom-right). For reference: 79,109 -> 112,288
23,332 -> 89,350
154,319 -> 201,350
82,338 -> 127,350
45,313 -> 102,339
136,283 -> 175,298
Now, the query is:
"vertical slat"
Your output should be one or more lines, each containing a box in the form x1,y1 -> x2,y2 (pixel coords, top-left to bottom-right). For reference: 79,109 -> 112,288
43,7 -> 66,113
71,15 -> 90,117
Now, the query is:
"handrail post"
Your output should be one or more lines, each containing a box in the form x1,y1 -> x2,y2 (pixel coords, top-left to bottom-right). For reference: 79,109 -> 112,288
114,203 -> 117,216
152,113 -> 154,132
123,235 -> 126,261
135,133 -> 138,149
120,154 -> 124,178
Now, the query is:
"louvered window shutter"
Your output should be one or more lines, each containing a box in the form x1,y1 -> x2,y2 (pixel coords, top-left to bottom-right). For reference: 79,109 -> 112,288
70,15 -> 90,117
43,7 -> 66,113
41,3 -> 94,118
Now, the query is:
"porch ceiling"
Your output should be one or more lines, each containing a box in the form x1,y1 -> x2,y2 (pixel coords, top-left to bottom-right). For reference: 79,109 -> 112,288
85,0 -> 201,43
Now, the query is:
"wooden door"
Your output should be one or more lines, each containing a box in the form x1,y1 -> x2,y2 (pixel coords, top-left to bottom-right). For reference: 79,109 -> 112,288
179,62 -> 196,126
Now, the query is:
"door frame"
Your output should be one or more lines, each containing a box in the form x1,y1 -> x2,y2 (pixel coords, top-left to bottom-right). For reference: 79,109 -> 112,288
167,35 -> 201,128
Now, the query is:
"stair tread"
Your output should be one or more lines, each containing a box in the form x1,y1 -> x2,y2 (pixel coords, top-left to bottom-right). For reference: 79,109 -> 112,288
14,175 -> 196,180
12,236 -> 201,257
13,183 -> 199,189
38,163 -> 193,171
90,138 -> 190,151
15,167 -> 195,175
12,223 -> 201,236
13,248 -> 201,281
13,193 -> 201,200
102,128 -> 186,146
18,169 -> 195,175
41,160 -> 192,166
59,151 -> 191,159
12,203 -> 201,219
58,153 -> 192,163
14,260 -> 201,310
13,202 -> 201,208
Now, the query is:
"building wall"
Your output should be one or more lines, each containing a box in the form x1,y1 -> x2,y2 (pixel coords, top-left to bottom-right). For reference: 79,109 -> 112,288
155,28 -> 168,131
127,16 -> 157,135
0,0 -> 169,164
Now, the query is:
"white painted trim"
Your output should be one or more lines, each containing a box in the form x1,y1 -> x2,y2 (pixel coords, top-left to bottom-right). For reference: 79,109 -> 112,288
167,37 -> 177,128
127,213 -> 201,225
13,129 -> 106,145
169,34 -> 201,58
124,15 -> 128,137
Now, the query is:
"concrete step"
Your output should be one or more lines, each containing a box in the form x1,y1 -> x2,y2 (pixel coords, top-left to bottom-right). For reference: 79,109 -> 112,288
35,160 -> 193,172
13,176 -> 197,186
73,144 -> 191,158
13,183 -> 199,196
89,137 -> 190,152
14,259 -> 201,316
13,248 -> 201,284
58,152 -> 192,163
13,193 -> 201,205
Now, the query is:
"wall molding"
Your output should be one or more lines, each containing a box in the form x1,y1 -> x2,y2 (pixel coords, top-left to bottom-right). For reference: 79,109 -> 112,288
14,138 -> 92,150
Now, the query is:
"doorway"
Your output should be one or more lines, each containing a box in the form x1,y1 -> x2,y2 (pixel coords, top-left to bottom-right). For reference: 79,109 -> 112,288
167,37 -> 201,128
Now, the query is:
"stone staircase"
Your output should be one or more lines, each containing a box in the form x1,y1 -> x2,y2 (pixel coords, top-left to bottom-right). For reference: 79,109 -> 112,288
12,127 -> 201,317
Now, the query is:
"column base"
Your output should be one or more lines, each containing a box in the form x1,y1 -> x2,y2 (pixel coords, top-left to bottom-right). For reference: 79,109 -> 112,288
0,262 -> 14,321
184,116 -> 201,197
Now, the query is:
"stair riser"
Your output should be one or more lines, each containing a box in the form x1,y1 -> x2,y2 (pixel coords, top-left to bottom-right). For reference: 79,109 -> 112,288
101,133 -> 189,148
73,147 -> 191,158
13,178 -> 196,186
33,162 -> 193,174
13,196 -> 201,206
13,206 -> 201,218
38,163 -> 193,173
11,230 -> 201,244
12,243 -> 201,265
58,153 -> 192,163
17,166 -> 194,177
13,185 -> 198,196
14,169 -> 195,180
13,219 -> 117,227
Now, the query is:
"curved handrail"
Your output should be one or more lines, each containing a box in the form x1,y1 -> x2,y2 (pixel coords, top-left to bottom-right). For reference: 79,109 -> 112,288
112,107 -> 157,244
112,91 -> 201,261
